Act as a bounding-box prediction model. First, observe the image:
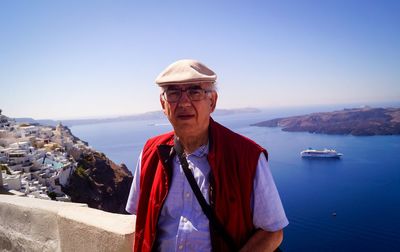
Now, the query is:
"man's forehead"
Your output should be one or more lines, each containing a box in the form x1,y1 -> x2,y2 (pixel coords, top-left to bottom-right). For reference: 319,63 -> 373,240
164,83 -> 209,89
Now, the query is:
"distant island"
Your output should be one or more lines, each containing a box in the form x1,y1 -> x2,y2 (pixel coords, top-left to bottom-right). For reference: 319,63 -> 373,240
15,107 -> 261,127
251,107 -> 400,136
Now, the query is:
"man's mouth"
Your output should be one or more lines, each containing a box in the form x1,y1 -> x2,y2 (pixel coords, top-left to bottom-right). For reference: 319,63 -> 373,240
177,114 -> 195,120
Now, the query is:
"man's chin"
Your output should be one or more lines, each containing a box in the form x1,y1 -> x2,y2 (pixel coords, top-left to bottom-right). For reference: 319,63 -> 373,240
174,122 -> 197,134
175,121 -> 196,130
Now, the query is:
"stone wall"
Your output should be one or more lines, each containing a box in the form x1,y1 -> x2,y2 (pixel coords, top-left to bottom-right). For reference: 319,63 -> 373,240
0,195 -> 135,252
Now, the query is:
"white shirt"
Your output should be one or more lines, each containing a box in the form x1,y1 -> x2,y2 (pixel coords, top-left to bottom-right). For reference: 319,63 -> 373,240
126,144 -> 288,252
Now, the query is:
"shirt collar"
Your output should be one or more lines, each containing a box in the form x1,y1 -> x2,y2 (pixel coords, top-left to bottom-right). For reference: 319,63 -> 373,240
189,141 -> 209,158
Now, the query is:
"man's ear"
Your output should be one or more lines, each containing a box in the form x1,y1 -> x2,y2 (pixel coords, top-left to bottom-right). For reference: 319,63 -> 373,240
210,92 -> 218,113
160,95 -> 167,114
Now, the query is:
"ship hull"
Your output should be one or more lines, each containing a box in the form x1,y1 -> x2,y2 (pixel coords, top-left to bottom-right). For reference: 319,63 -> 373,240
300,149 -> 343,158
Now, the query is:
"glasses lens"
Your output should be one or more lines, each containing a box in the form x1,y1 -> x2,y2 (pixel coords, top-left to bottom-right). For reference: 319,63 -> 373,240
187,88 -> 204,101
164,87 -> 209,102
165,90 -> 181,102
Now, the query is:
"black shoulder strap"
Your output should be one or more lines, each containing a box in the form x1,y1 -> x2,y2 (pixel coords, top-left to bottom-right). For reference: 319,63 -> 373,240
174,138 -> 238,251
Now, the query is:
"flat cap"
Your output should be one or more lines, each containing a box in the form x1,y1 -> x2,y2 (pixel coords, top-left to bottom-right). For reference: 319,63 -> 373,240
155,59 -> 217,86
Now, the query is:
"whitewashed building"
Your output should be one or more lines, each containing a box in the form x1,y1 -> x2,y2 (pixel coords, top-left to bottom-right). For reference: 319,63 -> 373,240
19,125 -> 39,137
3,174 -> 21,190
39,127 -> 54,138
7,149 -> 33,172
9,141 -> 31,150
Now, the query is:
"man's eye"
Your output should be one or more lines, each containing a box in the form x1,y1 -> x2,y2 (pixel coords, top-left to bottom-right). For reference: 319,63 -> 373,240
188,88 -> 203,95
188,89 -> 202,95
167,90 -> 180,96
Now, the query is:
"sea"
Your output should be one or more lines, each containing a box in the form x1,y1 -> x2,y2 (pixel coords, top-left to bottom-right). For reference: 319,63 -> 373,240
70,106 -> 400,251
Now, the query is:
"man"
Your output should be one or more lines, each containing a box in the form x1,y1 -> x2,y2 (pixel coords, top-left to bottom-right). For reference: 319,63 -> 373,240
126,59 -> 288,252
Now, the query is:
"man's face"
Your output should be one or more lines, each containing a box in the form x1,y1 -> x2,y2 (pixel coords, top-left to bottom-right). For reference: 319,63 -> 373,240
160,83 -> 218,138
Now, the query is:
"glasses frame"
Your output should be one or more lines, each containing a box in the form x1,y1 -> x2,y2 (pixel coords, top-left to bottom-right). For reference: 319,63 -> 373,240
161,86 -> 213,103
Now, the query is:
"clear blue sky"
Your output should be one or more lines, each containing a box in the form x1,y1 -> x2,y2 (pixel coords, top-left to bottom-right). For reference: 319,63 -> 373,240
1,0 -> 399,119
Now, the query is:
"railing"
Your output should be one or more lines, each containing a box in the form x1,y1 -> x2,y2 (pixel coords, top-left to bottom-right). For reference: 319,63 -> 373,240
0,194 -> 135,252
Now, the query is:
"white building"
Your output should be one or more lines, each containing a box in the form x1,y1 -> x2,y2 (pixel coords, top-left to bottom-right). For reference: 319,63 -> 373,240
7,149 -> 33,172
58,165 -> 75,187
9,141 -> 31,150
39,127 -> 54,138
19,125 -> 39,138
3,174 -> 21,190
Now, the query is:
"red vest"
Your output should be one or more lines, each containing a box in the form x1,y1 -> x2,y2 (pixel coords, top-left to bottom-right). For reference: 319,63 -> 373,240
134,119 -> 267,251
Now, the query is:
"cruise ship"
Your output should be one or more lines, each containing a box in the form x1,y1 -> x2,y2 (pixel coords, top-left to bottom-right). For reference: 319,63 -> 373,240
301,148 -> 343,158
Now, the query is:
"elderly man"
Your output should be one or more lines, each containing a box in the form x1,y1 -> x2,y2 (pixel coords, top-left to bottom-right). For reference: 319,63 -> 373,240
126,59 -> 288,252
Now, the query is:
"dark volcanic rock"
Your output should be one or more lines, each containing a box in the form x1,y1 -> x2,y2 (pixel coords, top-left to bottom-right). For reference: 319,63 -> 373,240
62,151 -> 133,214
251,107 -> 400,136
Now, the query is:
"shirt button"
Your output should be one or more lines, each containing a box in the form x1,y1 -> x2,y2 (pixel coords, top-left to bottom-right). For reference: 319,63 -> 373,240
178,244 -> 184,250
185,192 -> 190,198
182,217 -> 188,223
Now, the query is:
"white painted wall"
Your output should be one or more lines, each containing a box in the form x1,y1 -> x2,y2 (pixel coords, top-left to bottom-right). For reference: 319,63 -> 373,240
0,195 -> 136,251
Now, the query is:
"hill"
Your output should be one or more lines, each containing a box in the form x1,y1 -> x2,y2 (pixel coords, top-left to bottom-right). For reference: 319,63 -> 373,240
251,107 -> 400,136
15,108 -> 261,127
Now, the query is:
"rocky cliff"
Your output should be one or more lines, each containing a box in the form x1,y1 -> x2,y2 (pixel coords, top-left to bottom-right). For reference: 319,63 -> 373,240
61,151 -> 133,214
251,107 -> 400,136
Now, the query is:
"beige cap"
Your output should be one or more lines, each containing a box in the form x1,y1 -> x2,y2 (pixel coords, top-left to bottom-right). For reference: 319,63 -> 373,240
155,59 -> 217,86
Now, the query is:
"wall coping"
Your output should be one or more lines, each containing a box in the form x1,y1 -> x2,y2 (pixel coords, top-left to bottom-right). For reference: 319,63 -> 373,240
0,194 -> 135,252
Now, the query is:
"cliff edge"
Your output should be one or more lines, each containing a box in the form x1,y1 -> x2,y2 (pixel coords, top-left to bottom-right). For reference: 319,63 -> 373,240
61,151 -> 133,214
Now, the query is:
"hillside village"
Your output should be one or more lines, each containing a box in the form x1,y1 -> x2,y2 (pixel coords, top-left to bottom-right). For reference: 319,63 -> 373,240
0,110 -> 90,201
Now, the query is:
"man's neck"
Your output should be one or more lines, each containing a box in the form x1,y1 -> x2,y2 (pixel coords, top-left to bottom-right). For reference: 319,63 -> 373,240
177,131 -> 209,154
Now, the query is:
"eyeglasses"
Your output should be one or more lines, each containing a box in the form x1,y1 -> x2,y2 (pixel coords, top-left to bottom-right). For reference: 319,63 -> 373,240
162,86 -> 212,103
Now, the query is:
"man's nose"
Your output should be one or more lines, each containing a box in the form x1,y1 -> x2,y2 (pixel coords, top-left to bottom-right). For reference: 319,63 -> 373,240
178,90 -> 191,105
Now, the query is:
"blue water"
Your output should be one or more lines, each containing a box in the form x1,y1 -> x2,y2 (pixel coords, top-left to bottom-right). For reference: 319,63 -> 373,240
70,108 -> 400,251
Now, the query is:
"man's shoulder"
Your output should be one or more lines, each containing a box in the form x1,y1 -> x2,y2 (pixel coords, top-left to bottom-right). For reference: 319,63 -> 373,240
141,131 -> 174,162
145,131 -> 175,148
211,119 -> 263,149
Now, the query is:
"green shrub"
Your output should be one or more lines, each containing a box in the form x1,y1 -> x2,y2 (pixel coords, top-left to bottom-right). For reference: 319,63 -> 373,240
47,191 -> 57,200
75,165 -> 87,177
0,164 -> 11,175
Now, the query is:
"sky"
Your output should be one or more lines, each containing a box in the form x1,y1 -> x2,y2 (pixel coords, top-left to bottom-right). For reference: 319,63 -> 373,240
1,0 -> 399,120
